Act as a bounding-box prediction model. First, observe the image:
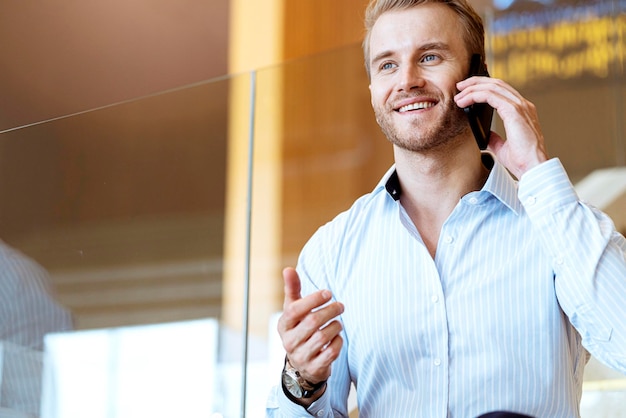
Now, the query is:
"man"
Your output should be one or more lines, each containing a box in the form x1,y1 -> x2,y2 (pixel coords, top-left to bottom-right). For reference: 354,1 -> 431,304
266,0 -> 626,416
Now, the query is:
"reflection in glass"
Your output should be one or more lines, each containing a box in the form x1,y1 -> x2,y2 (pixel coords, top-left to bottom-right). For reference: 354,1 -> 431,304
0,75 -> 238,416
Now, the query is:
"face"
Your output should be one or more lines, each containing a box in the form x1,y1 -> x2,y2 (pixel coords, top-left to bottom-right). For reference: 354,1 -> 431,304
368,4 -> 471,152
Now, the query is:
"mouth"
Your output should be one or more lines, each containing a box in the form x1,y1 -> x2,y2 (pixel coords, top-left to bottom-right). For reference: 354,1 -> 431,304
396,101 -> 437,113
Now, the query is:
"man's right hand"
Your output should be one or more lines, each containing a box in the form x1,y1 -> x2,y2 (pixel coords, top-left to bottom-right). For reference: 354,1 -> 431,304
277,267 -> 344,403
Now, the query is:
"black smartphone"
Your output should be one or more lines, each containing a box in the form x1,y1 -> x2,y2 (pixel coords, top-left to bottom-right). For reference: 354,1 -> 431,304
463,54 -> 494,150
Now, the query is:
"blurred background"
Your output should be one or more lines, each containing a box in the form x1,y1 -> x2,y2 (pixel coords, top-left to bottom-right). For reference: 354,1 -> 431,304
0,0 -> 624,417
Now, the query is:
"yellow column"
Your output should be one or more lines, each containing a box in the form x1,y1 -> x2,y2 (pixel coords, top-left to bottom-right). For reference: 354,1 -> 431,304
223,0 -> 284,336
224,0 -> 371,338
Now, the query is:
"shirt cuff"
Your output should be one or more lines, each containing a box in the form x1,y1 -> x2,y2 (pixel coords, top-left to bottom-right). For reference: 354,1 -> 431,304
277,384 -> 332,417
518,158 -> 579,220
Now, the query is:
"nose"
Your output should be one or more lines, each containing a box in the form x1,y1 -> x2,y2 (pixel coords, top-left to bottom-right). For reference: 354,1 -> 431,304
397,64 -> 425,92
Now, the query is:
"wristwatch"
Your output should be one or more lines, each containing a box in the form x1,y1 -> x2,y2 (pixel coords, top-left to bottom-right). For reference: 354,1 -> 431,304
281,356 -> 327,401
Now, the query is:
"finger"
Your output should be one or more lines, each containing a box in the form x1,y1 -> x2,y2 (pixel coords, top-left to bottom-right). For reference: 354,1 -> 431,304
282,267 -> 302,306
455,78 -> 520,110
292,333 -> 344,383
457,74 -> 488,89
279,296 -> 342,344
299,334 -> 344,382
486,131 -> 505,154
300,300 -> 344,332
305,319 -> 343,357
319,333 -> 343,364
457,76 -> 516,96
454,84 -> 504,110
282,267 -> 338,326
289,319 -> 343,363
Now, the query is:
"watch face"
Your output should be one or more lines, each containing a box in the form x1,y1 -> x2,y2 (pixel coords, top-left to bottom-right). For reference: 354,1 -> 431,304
282,371 -> 303,398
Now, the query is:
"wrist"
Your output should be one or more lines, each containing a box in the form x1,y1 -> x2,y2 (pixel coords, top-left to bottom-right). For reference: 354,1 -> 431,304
281,356 -> 327,406
515,147 -> 549,179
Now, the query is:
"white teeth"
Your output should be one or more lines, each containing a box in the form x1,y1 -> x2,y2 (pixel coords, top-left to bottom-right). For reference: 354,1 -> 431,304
398,102 -> 435,112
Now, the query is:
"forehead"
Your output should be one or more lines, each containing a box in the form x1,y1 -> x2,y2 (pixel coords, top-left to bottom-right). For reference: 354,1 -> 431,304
369,3 -> 465,60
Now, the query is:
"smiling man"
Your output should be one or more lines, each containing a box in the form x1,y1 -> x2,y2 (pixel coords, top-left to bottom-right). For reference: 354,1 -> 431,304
266,1 -> 626,417
369,8 -> 470,154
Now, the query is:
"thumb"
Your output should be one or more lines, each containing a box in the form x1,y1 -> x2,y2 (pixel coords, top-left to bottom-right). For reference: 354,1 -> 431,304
486,131 -> 505,157
283,267 -> 302,306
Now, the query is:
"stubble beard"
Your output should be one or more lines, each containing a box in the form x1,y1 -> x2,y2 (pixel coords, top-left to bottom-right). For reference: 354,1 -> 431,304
374,96 -> 469,152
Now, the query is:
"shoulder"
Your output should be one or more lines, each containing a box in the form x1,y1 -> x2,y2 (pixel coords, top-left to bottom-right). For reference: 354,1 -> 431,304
310,177 -> 393,246
297,171 -> 396,289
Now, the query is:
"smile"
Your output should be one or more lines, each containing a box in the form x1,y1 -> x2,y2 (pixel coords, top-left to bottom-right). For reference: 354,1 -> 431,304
397,101 -> 436,113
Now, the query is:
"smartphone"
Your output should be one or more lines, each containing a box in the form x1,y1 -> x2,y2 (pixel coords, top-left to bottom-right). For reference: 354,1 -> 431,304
463,54 -> 494,150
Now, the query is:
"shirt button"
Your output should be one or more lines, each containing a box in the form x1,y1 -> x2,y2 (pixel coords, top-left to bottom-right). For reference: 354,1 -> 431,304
317,410 -> 325,416
443,235 -> 454,244
431,295 -> 439,303
434,358 -> 441,366
526,196 -> 537,206
468,197 -> 478,205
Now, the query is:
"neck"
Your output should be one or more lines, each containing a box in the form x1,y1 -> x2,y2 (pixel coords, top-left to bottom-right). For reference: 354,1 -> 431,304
394,139 -> 488,204
393,138 -> 489,258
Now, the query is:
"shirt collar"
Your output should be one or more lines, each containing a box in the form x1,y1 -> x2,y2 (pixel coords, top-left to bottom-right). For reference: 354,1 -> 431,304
381,153 -> 522,215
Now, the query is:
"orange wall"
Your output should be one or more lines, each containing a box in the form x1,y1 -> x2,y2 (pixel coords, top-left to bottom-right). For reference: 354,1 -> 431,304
0,0 -> 228,131
283,0 -> 369,60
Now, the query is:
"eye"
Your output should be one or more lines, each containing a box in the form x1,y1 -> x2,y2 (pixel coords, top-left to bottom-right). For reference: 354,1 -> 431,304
421,54 -> 439,64
381,61 -> 396,71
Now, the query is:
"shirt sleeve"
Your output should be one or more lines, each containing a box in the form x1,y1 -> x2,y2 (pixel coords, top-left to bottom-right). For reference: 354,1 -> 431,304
265,383 -> 334,418
518,158 -> 626,373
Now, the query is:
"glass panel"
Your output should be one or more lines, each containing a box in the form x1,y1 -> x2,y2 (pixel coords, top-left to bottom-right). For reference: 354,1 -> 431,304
248,44 -> 394,417
0,72 -> 249,417
255,2 -> 626,416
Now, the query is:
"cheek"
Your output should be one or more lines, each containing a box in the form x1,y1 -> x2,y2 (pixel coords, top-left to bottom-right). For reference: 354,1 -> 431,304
438,75 -> 462,97
369,83 -> 388,108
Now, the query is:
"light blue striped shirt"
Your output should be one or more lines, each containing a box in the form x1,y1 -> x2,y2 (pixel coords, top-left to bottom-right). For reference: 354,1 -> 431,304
266,157 -> 626,417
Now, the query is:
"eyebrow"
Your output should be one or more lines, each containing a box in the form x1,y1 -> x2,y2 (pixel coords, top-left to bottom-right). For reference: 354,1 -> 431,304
370,42 -> 451,67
